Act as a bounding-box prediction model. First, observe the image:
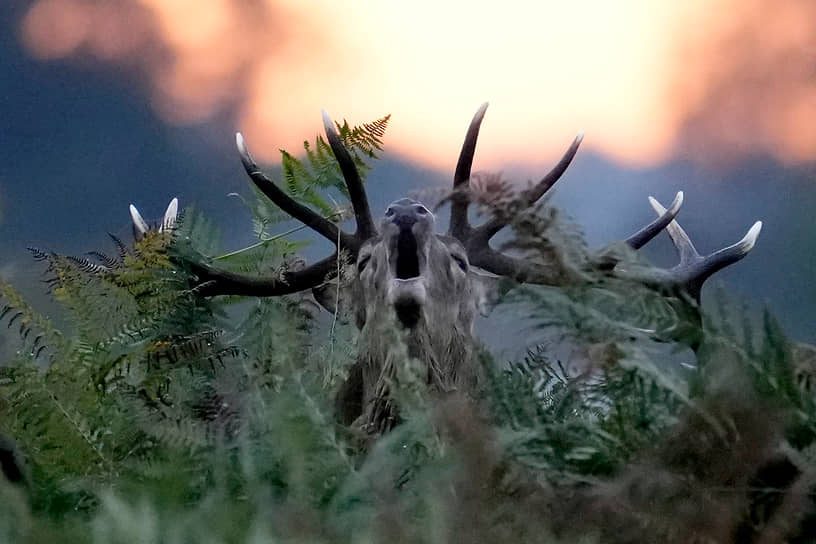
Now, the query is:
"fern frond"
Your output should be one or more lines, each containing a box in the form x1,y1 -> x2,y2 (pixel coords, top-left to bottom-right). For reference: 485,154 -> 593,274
66,255 -> 111,276
281,149 -> 336,217
0,279 -> 63,361
87,250 -> 121,270
223,114 -> 389,268
338,114 -> 390,159
27,246 -> 54,262
146,330 -> 223,368
308,136 -> 347,194
108,233 -> 130,262
281,149 -> 311,195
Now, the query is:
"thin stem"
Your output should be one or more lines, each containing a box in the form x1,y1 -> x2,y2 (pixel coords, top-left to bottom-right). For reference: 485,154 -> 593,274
213,213 -> 342,261
329,223 -> 342,354
46,387 -> 111,471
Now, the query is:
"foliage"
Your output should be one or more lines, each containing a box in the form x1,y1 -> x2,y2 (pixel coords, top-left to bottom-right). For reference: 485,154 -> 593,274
1,116 -> 814,543
228,114 -> 390,247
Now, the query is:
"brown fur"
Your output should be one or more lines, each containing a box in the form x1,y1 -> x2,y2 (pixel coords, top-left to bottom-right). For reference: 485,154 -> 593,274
321,199 -> 496,433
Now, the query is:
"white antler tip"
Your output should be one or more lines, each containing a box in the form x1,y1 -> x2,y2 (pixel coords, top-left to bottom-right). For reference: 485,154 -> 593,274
576,131 -> 585,144
129,204 -> 148,234
321,109 -> 336,134
729,220 -> 762,255
160,198 -> 179,232
647,196 -> 667,215
666,191 -> 684,214
742,221 -> 762,249
475,102 -> 489,117
235,132 -> 255,168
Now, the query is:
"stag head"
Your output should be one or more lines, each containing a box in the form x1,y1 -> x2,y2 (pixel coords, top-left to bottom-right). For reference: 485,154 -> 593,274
318,197 -> 502,430
323,197 -> 497,330
181,103 -> 761,434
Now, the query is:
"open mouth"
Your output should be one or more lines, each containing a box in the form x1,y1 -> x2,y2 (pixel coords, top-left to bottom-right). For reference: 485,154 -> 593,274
389,228 -> 424,328
395,228 -> 421,279
394,299 -> 422,328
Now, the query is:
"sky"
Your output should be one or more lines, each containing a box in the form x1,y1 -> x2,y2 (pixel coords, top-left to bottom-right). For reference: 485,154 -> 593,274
0,0 -> 814,350
15,0 -> 816,168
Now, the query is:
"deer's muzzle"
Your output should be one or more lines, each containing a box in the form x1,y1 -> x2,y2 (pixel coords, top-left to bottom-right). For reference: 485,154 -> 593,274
386,227 -> 428,328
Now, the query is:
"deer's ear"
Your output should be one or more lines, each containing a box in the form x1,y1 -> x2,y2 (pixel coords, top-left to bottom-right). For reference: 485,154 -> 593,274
469,269 -> 511,317
312,282 -> 341,314
312,281 -> 366,328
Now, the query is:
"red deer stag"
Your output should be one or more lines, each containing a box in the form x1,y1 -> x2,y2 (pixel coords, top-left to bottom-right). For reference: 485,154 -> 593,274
177,104 -> 761,434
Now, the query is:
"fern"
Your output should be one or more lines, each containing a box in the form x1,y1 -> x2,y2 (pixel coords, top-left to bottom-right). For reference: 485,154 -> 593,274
338,115 -> 390,160
227,115 -> 390,258
0,280 -> 64,362
1,115 -> 814,543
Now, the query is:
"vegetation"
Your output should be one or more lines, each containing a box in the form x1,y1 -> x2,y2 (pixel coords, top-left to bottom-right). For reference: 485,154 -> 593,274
0,118 -> 814,543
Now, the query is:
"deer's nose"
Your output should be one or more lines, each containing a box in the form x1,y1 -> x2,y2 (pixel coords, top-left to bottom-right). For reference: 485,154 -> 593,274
393,213 -> 417,228
387,204 -> 421,228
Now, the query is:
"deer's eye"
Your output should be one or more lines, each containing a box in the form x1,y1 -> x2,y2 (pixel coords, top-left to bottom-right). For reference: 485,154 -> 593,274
451,254 -> 467,272
358,255 -> 371,272
415,206 -> 428,215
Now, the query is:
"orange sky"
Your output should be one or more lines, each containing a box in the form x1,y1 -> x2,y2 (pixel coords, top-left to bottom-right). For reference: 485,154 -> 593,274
19,0 -> 816,169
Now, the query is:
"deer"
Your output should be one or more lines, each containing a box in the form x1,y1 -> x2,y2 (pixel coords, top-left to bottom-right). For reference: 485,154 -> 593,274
137,104 -> 762,434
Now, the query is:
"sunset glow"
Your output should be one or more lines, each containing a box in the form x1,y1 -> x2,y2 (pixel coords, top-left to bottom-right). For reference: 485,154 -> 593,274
19,0 -> 816,169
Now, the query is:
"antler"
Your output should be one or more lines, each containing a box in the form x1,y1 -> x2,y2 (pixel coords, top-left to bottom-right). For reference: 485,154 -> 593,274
449,102 -> 489,241
448,103 -> 584,244
320,111 -> 377,240
448,104 -> 585,282
189,112 -> 377,297
448,104 -> 761,300
618,196 -> 762,302
130,198 -> 179,240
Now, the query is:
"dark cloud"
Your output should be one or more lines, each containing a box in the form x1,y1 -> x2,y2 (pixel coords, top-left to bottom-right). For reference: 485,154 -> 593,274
670,0 -> 816,165
18,0 -> 314,124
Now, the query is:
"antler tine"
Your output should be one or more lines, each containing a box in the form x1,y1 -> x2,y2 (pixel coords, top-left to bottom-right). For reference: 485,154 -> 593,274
188,254 -> 339,297
468,248 -> 533,282
523,132 -> 584,204
449,102 -> 489,241
645,196 -> 762,300
129,204 -> 149,240
625,191 -> 684,250
321,110 -> 377,240
648,196 -> 699,263
471,133 -> 584,243
469,245 -> 585,286
160,198 -> 179,233
178,116 -> 380,299
236,133 -> 349,247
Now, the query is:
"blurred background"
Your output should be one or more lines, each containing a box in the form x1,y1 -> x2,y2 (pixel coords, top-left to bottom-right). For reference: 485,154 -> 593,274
0,0 -> 813,357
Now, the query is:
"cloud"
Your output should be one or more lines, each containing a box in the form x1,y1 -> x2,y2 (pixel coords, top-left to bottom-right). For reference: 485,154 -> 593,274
20,0 -> 295,123
668,0 -> 816,166
17,0 -> 816,169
